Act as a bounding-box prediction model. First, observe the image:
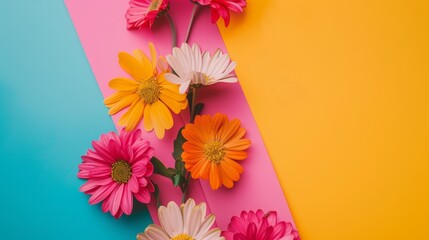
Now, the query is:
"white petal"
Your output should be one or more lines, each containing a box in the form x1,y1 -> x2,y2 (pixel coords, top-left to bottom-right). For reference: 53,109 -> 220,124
143,225 -> 170,240
158,202 -> 184,237
164,73 -> 185,84
198,228 -> 223,240
179,81 -> 191,94
201,52 -> 212,74
194,214 -> 215,239
182,199 -> 196,234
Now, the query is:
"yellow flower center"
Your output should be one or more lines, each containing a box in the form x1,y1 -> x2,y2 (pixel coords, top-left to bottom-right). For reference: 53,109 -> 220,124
171,233 -> 194,240
148,0 -> 162,11
139,77 -> 162,104
111,160 -> 132,183
204,141 -> 225,164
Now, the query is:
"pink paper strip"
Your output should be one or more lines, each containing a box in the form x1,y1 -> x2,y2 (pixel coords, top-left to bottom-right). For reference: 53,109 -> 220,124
65,0 -> 296,229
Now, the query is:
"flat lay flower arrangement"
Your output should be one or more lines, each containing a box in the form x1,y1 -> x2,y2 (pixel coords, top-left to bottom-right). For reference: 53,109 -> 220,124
76,0 -> 300,239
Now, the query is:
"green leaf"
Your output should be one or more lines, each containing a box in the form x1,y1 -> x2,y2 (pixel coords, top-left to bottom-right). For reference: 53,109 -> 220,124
175,159 -> 183,172
173,128 -> 186,162
151,157 -> 173,178
153,183 -> 161,208
173,174 -> 181,186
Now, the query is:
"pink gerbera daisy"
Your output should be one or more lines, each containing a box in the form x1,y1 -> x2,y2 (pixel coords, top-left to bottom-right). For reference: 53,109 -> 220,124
126,0 -> 169,29
77,129 -> 155,218
193,0 -> 246,27
223,210 -> 300,240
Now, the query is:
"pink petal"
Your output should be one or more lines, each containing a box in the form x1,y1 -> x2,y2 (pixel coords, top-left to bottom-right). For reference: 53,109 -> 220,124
89,166 -> 112,179
132,160 -> 148,177
111,184 -> 125,216
128,175 -> 139,193
247,223 -> 257,240
92,141 -> 115,163
89,182 -> 117,205
121,184 -> 133,215
228,216 -> 247,234
134,189 -> 151,203
80,178 -> 111,192
265,211 -> 278,226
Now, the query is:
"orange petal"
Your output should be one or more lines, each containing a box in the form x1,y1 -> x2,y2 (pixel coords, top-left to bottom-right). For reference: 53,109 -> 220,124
220,161 -> 241,181
183,142 -> 204,154
182,124 -> 209,144
224,157 -> 244,174
219,119 -> 241,143
224,138 -> 251,151
225,150 -> 248,161
219,167 -> 234,188
209,164 -> 222,190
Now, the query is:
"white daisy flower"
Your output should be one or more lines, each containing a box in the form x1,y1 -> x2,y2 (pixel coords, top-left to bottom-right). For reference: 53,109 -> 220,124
165,43 -> 238,94
137,199 -> 224,240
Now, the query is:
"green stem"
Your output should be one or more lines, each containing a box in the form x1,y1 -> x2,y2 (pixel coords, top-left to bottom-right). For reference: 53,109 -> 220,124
184,4 -> 200,43
181,174 -> 191,203
165,13 -> 177,48
190,87 -> 198,123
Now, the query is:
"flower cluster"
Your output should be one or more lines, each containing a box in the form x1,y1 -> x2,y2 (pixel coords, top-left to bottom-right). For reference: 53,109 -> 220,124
126,0 -> 247,30
77,1 -> 300,240
223,210 -> 300,240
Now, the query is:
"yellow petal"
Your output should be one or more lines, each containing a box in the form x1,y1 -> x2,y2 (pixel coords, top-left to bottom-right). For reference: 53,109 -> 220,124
119,51 -> 151,81
104,90 -> 133,107
148,42 -> 157,71
152,101 -> 173,130
150,104 -> 165,139
143,104 -> 153,131
108,78 -> 139,91
150,101 -> 173,139
118,100 -> 144,131
108,93 -> 139,115
132,49 -> 153,76
159,93 -> 185,114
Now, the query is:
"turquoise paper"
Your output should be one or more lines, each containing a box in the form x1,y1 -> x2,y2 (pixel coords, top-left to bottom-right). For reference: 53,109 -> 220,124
0,1 -> 152,239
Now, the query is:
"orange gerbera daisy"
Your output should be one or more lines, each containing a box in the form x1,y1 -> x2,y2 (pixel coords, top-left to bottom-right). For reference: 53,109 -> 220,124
181,113 -> 251,190
104,43 -> 187,139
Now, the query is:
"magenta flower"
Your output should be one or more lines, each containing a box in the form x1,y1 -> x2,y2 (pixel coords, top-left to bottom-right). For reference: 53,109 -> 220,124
193,0 -> 246,27
77,129 -> 154,218
126,0 -> 169,29
223,210 -> 300,240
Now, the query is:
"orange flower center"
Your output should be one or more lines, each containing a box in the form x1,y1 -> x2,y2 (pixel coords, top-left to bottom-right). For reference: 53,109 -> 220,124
139,77 -> 162,104
203,141 -> 225,164
148,0 -> 162,11
171,233 -> 194,240
111,160 -> 132,183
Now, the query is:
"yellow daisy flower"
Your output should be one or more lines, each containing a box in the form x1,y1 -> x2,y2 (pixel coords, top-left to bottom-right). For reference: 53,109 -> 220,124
104,43 -> 187,139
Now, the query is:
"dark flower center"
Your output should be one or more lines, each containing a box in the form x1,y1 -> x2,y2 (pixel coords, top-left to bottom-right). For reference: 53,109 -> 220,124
111,160 -> 132,183
139,77 -> 162,104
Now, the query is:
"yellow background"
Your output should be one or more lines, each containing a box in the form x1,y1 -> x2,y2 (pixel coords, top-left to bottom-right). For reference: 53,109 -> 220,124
219,0 -> 429,239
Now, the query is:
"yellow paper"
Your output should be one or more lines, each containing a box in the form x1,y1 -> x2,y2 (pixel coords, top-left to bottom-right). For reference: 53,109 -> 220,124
219,0 -> 429,239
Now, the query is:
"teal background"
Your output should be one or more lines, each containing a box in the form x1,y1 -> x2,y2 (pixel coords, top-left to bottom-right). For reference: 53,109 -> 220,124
0,0 -> 152,239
